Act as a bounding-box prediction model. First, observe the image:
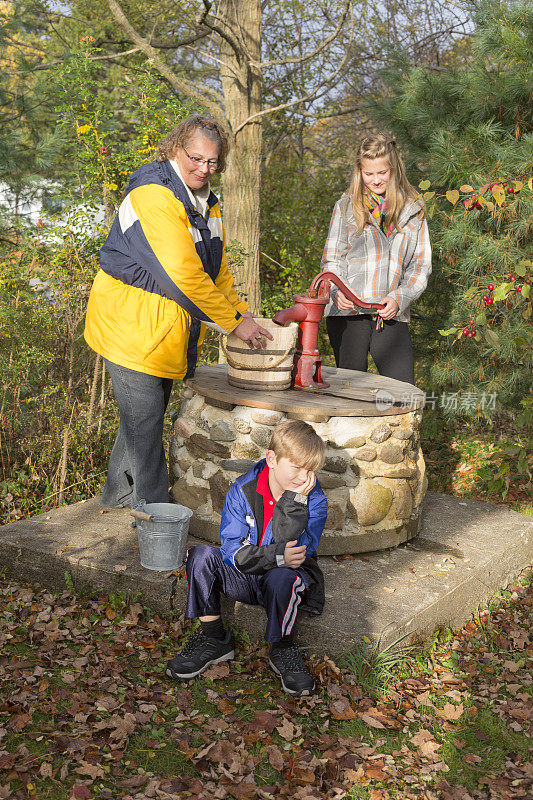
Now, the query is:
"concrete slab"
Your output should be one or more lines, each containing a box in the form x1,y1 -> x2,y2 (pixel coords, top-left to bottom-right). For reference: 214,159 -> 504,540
0,493 -> 531,653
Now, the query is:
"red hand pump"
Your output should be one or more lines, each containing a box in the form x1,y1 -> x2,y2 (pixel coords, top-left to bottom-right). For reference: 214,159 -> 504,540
272,271 -> 385,389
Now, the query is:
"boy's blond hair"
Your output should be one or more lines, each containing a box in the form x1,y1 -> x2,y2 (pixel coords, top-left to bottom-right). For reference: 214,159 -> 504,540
268,420 -> 326,472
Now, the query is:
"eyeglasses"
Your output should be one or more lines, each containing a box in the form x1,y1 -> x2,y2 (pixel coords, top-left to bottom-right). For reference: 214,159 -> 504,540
182,146 -> 218,169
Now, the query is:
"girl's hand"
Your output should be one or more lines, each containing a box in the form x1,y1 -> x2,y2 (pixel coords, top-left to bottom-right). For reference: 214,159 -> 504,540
378,296 -> 399,320
334,290 -> 356,311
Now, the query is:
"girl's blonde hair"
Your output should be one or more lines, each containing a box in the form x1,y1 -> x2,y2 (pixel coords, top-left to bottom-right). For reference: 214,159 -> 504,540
156,115 -> 230,173
348,133 -> 423,233
269,420 -> 326,472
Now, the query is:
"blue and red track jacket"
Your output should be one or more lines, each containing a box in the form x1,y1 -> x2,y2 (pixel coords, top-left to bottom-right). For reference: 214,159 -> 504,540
220,459 -> 329,615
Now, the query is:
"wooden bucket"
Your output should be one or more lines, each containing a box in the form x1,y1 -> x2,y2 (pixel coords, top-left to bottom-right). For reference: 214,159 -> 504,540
221,318 -> 299,390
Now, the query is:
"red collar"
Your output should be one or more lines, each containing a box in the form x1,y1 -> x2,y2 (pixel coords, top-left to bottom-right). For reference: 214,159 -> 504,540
257,465 -> 277,542
257,464 -> 274,501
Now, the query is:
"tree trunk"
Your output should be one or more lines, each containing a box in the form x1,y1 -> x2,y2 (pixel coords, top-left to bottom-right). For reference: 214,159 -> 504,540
219,0 -> 262,313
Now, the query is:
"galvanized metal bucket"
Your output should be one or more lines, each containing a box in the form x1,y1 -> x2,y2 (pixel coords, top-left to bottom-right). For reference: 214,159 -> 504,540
131,501 -> 193,571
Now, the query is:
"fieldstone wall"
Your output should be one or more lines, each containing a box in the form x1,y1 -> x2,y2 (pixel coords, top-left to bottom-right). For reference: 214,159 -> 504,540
170,386 -> 427,554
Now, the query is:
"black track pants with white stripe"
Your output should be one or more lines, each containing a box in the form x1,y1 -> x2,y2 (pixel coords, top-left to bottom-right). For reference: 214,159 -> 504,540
185,545 -> 308,642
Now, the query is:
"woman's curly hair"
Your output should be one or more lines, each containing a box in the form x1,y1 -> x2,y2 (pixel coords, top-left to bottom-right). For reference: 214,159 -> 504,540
156,115 -> 230,173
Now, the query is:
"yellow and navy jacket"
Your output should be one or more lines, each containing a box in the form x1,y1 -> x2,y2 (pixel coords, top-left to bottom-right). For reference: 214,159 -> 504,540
84,159 -> 248,379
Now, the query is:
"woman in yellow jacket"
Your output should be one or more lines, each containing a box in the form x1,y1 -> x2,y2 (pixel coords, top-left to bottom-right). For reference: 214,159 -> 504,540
85,116 -> 270,508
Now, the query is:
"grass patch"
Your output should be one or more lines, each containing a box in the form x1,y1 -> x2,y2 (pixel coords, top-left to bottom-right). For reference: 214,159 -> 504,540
125,730 -> 199,778
338,636 -> 412,698
437,708 -> 531,791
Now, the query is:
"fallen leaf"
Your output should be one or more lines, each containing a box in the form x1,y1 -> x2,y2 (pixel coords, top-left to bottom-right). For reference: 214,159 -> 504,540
76,761 -> 105,780
69,785 -> 91,800
437,702 -> 464,721
113,564 -> 127,572
39,763 -> 53,778
292,766 -> 316,785
276,718 -> 296,741
204,662 -> 231,680
251,711 -> 277,733
364,761 -> 387,780
229,780 -> 258,799
8,713 -> 31,731
330,699 -> 356,720
358,713 -> 385,729
411,729 -> 442,761
268,746 -> 285,770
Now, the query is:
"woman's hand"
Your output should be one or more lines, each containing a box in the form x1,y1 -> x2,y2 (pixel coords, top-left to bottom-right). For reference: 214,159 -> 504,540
233,315 -> 273,349
333,290 -> 356,311
378,296 -> 399,320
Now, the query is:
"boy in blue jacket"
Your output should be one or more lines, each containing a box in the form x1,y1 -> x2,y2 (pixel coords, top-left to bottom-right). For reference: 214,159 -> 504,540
166,419 -> 328,696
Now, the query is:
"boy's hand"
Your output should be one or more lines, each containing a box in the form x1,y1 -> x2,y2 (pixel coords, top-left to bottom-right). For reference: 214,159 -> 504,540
284,540 -> 307,568
294,471 -> 316,496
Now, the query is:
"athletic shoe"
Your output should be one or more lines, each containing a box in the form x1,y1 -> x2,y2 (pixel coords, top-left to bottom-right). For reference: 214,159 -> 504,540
165,629 -> 234,680
269,644 -> 315,696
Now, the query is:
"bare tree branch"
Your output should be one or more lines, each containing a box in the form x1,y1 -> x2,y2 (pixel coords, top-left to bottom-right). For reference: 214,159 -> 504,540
257,0 -> 350,69
199,0 -> 246,61
106,0 -> 226,121
298,104 -> 361,119
234,3 -> 355,133
28,48 -> 142,72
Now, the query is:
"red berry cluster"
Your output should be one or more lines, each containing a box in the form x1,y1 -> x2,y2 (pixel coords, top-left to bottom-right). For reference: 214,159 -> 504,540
483,284 -> 494,305
464,198 -> 482,211
506,272 -> 524,291
463,320 -> 477,338
488,182 -> 520,196
464,181 -> 522,211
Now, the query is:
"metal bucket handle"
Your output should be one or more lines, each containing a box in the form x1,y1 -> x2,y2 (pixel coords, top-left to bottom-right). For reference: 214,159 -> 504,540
130,509 -> 154,523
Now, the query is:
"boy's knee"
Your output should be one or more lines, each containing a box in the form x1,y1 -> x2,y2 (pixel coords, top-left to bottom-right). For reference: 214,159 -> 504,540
186,544 -> 221,575
263,567 -> 301,598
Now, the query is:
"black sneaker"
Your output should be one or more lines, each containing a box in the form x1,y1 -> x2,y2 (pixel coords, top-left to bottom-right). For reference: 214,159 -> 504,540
165,629 -> 234,680
269,645 -> 315,696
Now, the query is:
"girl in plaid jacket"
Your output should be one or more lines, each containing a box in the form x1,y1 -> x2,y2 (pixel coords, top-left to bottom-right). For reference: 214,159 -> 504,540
322,134 -> 431,385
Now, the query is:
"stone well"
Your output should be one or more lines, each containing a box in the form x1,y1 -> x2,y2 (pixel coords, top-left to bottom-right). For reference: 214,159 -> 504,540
170,365 -> 427,554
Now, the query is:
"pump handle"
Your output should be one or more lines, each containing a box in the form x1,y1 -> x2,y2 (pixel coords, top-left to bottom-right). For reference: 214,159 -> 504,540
308,271 -> 385,310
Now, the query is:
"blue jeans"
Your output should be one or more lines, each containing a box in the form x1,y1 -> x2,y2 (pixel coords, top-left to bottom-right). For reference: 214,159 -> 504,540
101,360 -> 173,507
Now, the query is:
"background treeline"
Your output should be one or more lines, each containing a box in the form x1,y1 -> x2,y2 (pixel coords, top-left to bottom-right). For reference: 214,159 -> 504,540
0,0 -> 531,523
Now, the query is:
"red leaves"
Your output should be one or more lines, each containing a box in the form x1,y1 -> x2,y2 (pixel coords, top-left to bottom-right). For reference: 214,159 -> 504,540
69,785 -> 91,800
251,710 -> 277,733
205,662 -> 231,680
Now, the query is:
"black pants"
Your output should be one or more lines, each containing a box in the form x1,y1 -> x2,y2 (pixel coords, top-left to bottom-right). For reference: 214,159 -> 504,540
326,315 -> 415,384
185,545 -> 308,642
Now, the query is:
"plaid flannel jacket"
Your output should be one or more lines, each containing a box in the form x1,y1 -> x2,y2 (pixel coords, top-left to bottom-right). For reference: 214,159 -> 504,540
321,194 -> 432,322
